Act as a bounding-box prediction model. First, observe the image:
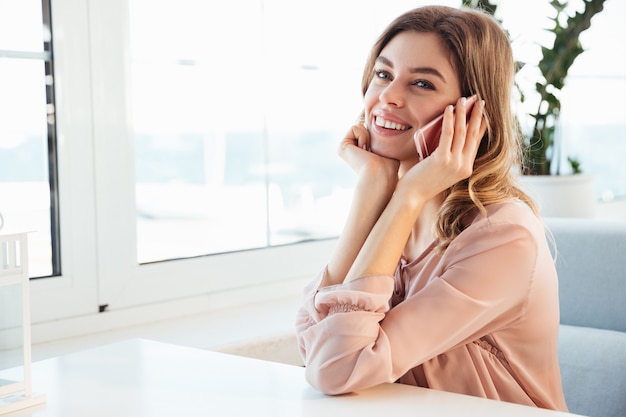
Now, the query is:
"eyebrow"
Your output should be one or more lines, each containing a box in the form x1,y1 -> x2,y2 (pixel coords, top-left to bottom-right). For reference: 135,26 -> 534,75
375,55 -> 447,82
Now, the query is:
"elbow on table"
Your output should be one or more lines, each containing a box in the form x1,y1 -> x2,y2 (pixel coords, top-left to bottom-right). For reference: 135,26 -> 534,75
304,365 -> 357,396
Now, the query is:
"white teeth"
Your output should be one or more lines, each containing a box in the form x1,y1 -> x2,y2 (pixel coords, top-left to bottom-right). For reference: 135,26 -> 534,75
375,116 -> 408,131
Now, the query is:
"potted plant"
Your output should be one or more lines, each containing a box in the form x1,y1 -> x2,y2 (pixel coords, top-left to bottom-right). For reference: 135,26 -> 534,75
466,0 -> 606,216
523,0 -> 605,176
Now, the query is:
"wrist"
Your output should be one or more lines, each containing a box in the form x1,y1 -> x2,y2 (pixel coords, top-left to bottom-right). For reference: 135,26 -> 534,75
357,162 -> 398,197
392,180 -> 429,216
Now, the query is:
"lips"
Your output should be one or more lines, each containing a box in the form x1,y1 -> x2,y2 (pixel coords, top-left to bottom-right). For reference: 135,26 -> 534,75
374,115 -> 410,131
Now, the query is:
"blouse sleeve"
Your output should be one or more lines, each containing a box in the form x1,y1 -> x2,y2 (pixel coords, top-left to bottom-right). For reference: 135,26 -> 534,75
295,220 -> 541,395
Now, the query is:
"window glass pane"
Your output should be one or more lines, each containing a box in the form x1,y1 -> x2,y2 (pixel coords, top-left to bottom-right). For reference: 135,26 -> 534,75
560,77 -> 626,198
131,0 -> 269,262
262,0 -> 364,246
0,0 -> 46,52
0,58 -> 53,277
559,0 -> 626,200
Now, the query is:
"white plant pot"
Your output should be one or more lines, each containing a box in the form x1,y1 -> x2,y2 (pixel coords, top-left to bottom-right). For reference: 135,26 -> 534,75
519,174 -> 596,218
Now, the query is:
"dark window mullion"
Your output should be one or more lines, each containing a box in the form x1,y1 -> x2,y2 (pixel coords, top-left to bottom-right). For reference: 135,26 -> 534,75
40,0 -> 61,278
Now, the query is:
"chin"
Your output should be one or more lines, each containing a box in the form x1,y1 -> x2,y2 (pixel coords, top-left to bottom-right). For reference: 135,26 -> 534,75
370,148 -> 397,160
369,140 -> 407,161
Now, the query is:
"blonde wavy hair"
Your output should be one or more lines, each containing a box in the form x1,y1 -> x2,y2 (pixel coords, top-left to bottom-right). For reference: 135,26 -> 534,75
359,5 -> 538,249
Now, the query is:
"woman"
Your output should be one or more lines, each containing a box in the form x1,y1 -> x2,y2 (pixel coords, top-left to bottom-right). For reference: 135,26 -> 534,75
295,5 -> 568,412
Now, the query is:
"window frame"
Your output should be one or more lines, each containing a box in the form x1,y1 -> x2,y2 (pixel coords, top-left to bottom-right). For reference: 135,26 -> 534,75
29,0 -> 99,323
42,0 -> 62,278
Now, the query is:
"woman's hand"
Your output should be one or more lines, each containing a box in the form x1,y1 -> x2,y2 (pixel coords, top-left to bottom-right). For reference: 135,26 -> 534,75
338,124 -> 400,186
399,97 -> 487,204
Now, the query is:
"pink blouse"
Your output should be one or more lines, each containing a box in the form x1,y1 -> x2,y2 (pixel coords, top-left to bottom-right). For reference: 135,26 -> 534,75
295,201 -> 568,411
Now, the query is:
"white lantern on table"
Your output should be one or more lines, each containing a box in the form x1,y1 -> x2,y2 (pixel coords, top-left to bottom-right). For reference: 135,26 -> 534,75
0,231 -> 46,414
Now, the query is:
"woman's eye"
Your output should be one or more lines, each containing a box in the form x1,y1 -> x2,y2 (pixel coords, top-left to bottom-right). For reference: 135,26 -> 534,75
414,80 -> 435,90
374,69 -> 392,80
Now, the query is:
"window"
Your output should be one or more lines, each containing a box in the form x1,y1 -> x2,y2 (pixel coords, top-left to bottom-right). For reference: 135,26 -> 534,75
84,0 -> 429,309
1,0 -> 621,333
0,0 -> 59,278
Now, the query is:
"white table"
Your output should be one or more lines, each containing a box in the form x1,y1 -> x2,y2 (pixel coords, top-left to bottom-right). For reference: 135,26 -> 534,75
1,339 -> 582,416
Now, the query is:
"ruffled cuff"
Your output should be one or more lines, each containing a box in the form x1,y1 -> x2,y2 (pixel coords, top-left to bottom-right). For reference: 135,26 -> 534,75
309,268 -> 394,321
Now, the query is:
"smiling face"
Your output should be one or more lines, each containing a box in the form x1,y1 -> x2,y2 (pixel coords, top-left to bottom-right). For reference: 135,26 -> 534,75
363,31 -> 462,163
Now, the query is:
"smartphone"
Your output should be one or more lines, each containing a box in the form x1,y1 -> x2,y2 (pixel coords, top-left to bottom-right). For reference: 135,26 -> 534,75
414,95 -> 478,160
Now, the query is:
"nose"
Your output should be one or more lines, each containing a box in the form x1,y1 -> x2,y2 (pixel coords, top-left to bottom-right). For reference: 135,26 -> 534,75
379,80 -> 405,107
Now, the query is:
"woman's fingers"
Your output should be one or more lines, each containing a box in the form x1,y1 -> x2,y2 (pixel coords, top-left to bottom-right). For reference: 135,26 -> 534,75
451,97 -> 470,154
431,96 -> 486,180
439,96 -> 484,148
338,124 -> 368,154
338,124 -> 401,183
464,98 -> 486,159
352,124 -> 370,150
337,124 -> 374,172
438,104 -> 456,155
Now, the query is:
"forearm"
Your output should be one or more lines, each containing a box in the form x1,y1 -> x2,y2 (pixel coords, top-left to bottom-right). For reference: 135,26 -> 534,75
323,169 -> 397,287
345,183 -> 426,281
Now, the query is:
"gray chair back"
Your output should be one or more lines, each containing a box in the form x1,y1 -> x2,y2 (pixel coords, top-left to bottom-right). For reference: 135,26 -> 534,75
547,218 -> 626,417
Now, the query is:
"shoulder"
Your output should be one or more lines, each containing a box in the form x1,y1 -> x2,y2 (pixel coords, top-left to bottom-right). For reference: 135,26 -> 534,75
471,200 -> 542,236
448,200 -> 545,258
433,201 -> 552,314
